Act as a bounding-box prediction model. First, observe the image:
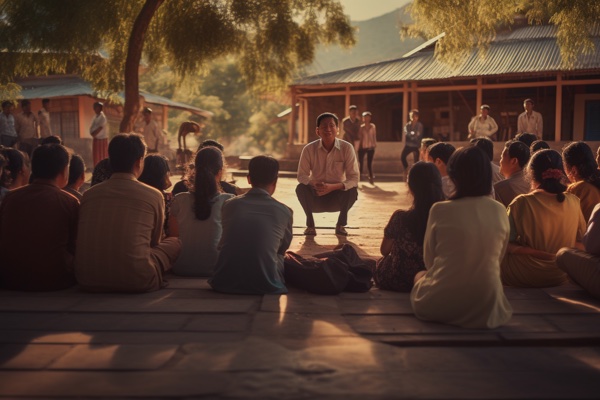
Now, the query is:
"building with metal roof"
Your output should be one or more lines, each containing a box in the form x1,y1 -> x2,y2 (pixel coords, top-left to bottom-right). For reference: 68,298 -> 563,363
288,24 -> 600,152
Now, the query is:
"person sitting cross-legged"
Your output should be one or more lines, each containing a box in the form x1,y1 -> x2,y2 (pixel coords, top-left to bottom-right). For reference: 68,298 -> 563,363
75,134 -> 181,293
209,156 -> 293,295
296,112 -> 359,236
0,144 -> 78,291
411,146 -> 513,329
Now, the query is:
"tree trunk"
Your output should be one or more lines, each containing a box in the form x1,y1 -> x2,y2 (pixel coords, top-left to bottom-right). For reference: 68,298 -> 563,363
119,0 -> 164,133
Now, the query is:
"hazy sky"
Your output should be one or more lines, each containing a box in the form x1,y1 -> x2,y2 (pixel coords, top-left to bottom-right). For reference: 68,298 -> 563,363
339,0 -> 411,21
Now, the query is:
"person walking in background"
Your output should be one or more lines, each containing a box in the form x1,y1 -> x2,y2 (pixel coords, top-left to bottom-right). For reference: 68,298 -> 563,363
358,111 -> 377,184
342,105 -> 361,152
141,107 -> 162,153
468,105 -> 498,140
14,99 -> 38,156
0,101 -> 17,148
401,109 -> 423,179
38,98 -> 52,139
517,98 -> 543,138
89,102 -> 109,167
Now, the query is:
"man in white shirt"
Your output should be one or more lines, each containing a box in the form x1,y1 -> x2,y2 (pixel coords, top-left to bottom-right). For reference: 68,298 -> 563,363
38,98 -> 53,138
0,101 -> 17,147
141,107 -> 162,153
89,102 -> 109,167
296,112 -> 359,236
517,98 -> 543,138
468,104 -> 498,140
14,99 -> 38,156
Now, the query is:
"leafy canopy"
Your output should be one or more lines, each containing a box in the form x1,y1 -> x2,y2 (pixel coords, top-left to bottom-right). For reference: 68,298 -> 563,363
0,0 -> 355,97
404,0 -> 599,67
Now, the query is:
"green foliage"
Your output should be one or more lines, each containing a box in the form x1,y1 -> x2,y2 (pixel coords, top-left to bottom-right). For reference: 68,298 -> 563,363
405,0 -> 599,68
0,0 -> 355,95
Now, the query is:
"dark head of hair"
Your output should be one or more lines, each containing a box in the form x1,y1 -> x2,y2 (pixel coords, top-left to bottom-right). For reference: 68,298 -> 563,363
447,146 -> 492,199
404,161 -> 445,245
470,137 -> 494,161
515,132 -> 538,148
410,109 -> 419,116
138,154 -> 170,191
91,158 -> 112,186
420,138 -> 437,149
193,146 -> 224,221
316,112 -> 338,127
563,141 -> 600,190
108,134 -> 146,173
2,101 -> 12,109
524,98 -> 534,105
200,139 -> 224,152
504,140 -> 531,168
349,105 -> 357,110
527,149 -> 566,202
530,140 -> 550,153
93,101 -> 103,109
42,98 -> 50,106
21,99 -> 30,108
428,142 -> 456,165
0,148 -> 27,187
142,107 -> 152,114
31,144 -> 70,180
40,135 -> 62,145
0,153 -> 5,170
249,155 -> 279,187
67,154 -> 85,186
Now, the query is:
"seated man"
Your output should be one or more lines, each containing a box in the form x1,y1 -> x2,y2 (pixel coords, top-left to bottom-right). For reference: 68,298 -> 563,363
63,154 -> 86,201
75,134 -> 181,293
427,142 -> 456,199
471,137 -> 504,185
0,144 -> 78,290
557,203 -> 600,299
209,156 -> 293,294
494,140 -> 531,207
296,112 -> 359,236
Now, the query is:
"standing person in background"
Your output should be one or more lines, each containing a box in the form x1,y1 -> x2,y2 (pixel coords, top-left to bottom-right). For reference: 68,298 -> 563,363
358,111 -> 377,184
342,105 -> 361,152
142,107 -> 162,153
38,98 -> 52,139
89,102 -> 109,167
468,105 -> 498,140
0,101 -> 18,148
401,109 -> 423,180
517,98 -> 543,138
14,99 -> 38,156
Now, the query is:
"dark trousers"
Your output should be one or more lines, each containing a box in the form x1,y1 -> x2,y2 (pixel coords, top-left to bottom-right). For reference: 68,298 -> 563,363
295,183 -> 358,227
0,135 -> 17,148
358,147 -> 375,177
401,145 -> 419,169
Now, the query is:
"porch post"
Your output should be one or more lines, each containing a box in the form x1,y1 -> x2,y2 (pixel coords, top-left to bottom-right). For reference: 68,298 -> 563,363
555,74 -> 562,142
288,88 -> 297,144
476,77 -> 483,111
402,83 -> 409,143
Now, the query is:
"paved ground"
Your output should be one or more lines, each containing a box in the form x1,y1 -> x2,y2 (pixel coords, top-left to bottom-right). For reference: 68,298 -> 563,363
1,177 -> 600,399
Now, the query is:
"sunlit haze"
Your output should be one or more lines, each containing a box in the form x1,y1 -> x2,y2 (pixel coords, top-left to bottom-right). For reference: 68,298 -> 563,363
339,0 -> 411,21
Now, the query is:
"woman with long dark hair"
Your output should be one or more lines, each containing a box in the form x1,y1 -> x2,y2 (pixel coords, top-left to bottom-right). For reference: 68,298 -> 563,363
501,149 -> 586,287
168,147 -> 234,276
375,162 -> 444,292
563,141 -> 600,221
411,146 -> 512,329
138,154 -> 173,235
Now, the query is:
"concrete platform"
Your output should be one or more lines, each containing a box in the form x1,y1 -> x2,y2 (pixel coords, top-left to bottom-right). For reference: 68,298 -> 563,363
1,177 -> 600,399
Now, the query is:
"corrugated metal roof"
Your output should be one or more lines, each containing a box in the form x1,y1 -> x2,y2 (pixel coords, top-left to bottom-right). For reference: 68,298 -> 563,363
294,25 -> 600,86
14,75 -> 213,118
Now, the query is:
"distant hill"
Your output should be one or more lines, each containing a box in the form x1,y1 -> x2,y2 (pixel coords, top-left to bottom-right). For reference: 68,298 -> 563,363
302,4 -> 424,76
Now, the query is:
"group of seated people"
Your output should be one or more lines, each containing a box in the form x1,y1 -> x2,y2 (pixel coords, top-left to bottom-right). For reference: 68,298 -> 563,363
1,118 -> 599,330
377,131 -> 600,328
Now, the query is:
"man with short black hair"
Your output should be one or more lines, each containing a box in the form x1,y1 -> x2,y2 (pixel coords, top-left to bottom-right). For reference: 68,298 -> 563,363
517,98 -> 543,138
342,105 -> 361,151
75,133 -> 181,293
296,112 -> 359,236
141,107 -> 162,153
494,140 -> 531,207
210,155 -> 293,294
470,137 -> 504,184
427,142 -> 456,198
0,101 -> 17,147
0,144 -> 78,290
